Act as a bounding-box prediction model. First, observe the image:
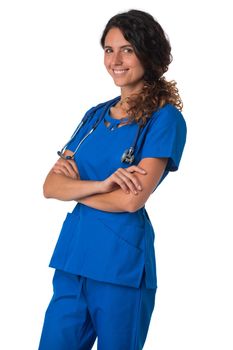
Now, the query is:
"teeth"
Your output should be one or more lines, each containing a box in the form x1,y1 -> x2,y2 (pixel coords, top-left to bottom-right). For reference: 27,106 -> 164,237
113,69 -> 128,74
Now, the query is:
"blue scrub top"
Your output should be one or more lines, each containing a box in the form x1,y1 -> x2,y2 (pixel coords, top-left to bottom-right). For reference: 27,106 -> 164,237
49,97 -> 187,289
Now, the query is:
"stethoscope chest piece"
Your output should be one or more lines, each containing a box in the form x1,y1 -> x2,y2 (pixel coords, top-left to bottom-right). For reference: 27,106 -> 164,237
121,147 -> 135,164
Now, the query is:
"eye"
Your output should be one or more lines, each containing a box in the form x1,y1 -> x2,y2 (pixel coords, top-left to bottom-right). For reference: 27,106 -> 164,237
123,47 -> 134,54
104,48 -> 113,54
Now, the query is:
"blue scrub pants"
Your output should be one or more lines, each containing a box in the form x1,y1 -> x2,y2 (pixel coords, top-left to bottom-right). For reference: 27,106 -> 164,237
38,268 -> 156,350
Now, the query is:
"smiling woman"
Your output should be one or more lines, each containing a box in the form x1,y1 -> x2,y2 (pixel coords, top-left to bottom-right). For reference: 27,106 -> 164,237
103,27 -> 145,96
100,10 -> 183,125
38,9 -> 187,350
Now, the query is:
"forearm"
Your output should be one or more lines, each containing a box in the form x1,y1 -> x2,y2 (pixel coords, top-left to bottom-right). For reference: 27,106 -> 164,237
77,188 -> 133,213
43,171 -> 103,201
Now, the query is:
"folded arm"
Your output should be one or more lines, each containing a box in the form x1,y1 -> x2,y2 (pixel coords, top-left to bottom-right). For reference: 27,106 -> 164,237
43,150 -> 146,206
78,157 -> 168,212
43,150 -> 168,212
43,151 -> 104,201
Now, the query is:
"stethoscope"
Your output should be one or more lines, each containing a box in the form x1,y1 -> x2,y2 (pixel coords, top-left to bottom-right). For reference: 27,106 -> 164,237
57,96 -> 144,164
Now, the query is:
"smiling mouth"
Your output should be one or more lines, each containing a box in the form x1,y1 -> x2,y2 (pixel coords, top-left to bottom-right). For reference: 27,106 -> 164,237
112,69 -> 129,75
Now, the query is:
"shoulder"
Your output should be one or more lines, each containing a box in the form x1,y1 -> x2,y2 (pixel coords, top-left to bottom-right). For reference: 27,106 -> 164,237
150,103 -> 187,131
152,103 -> 185,122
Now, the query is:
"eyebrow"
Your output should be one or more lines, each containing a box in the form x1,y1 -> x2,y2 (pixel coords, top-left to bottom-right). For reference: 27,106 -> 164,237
104,44 -> 133,49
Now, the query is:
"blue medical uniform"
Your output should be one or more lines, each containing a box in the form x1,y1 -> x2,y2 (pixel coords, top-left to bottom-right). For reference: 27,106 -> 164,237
39,97 -> 187,349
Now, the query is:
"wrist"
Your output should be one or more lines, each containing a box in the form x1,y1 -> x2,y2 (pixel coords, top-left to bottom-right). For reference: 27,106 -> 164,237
95,181 -> 105,194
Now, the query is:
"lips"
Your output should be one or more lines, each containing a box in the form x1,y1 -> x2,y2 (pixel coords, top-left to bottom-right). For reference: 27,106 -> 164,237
112,69 -> 129,75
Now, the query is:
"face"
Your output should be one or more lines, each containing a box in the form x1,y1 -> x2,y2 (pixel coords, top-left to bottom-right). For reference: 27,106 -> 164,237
104,27 -> 145,95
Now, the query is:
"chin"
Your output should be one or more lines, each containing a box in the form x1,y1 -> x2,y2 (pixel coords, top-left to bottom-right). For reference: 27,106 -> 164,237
114,82 -> 125,87
112,79 -> 130,87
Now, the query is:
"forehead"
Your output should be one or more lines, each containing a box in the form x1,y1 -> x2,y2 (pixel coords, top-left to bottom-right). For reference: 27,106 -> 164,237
104,27 -> 131,47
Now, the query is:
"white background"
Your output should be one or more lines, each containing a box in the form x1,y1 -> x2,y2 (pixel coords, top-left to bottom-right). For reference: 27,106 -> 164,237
0,0 -> 232,349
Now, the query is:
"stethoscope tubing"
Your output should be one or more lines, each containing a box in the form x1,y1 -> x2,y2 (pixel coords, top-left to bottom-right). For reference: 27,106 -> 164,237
57,96 -> 143,163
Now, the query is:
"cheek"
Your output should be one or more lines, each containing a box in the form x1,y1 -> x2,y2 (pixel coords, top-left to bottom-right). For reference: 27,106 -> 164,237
104,56 -> 111,70
133,65 -> 145,78
131,58 -> 145,75
136,62 -> 145,76
139,65 -> 145,77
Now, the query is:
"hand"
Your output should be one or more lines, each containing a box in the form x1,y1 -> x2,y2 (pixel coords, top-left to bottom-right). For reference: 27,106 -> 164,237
101,165 -> 147,195
52,157 -> 80,180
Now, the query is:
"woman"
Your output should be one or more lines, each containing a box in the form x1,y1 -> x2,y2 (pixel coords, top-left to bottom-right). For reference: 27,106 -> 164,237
38,9 -> 187,350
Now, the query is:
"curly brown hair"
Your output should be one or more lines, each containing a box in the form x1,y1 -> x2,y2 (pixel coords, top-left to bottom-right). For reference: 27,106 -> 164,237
100,9 -> 183,126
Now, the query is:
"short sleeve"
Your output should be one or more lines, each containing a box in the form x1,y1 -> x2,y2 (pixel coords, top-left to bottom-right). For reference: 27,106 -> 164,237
140,104 -> 187,172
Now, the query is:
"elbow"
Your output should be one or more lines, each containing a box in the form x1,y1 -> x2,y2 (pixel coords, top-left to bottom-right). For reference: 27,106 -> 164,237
126,197 -> 143,213
43,172 -> 53,199
128,204 -> 143,213
43,191 -> 50,199
43,172 -> 59,199
43,179 -> 68,201
43,177 -> 54,199
43,182 -> 51,198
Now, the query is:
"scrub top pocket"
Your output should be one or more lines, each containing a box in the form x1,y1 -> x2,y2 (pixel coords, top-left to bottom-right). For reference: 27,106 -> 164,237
50,211 -> 145,289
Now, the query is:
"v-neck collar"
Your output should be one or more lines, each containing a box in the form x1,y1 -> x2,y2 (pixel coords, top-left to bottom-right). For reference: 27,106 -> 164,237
105,110 -> 129,125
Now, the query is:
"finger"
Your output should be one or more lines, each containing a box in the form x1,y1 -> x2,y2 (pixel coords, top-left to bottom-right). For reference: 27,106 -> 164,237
63,163 -> 77,178
112,174 -> 131,193
53,169 -> 65,176
53,167 -> 78,179
126,165 -> 147,174
119,168 -> 144,192
54,160 -> 77,178
53,160 -> 74,177
114,171 -> 140,195
59,158 -> 79,177
52,165 -> 70,177
67,159 -> 79,175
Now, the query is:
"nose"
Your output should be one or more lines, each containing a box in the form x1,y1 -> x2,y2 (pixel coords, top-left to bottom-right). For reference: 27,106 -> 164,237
112,51 -> 123,65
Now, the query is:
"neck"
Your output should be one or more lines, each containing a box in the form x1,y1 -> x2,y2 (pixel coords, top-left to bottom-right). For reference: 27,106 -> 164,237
120,83 -> 144,100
